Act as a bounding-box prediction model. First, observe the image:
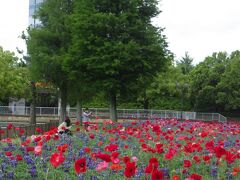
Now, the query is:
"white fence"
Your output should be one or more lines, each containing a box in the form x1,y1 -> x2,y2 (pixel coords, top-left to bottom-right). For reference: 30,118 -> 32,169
0,106 -> 227,122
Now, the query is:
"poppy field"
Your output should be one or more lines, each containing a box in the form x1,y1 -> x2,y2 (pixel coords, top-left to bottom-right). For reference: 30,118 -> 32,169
0,119 -> 240,180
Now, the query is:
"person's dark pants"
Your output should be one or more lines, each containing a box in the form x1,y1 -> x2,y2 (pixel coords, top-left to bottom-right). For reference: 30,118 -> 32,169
59,129 -> 72,136
84,123 -> 90,131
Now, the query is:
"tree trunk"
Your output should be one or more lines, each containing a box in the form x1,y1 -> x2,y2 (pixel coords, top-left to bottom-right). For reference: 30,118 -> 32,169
76,100 -> 83,126
109,90 -> 117,122
59,86 -> 67,123
143,91 -> 149,110
30,81 -> 36,124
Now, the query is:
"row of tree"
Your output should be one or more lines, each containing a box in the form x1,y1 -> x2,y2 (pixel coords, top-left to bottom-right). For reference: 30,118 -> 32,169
25,0 -> 171,123
1,46 -> 240,120
144,50 -> 240,114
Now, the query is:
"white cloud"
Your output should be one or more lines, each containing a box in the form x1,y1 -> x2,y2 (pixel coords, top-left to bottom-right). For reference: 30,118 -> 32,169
0,0 -> 239,65
0,0 -> 29,55
153,0 -> 240,64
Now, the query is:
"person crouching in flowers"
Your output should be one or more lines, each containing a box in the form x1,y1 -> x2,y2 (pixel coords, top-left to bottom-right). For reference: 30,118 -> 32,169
58,116 -> 72,136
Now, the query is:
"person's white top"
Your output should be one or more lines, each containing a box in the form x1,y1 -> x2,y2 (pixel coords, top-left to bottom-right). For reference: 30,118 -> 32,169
57,122 -> 72,133
83,111 -> 92,122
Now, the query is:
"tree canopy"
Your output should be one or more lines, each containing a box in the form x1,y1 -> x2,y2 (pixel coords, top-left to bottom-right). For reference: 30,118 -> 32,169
0,47 -> 29,103
68,0 -> 170,120
26,0 -> 74,122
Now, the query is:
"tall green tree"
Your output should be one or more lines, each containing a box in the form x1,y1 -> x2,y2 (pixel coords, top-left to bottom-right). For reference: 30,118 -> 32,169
217,50 -> 240,111
148,64 -> 191,110
176,52 -> 194,75
67,77 -> 98,125
70,0 -> 169,121
189,52 -> 228,111
0,47 -> 29,102
26,0 -> 74,122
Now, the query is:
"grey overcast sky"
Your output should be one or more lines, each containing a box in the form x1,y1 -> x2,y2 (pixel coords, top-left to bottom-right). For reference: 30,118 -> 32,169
0,0 -> 240,65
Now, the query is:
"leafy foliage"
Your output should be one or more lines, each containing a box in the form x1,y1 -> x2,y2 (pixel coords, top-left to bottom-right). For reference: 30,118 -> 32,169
176,52 -> 194,75
147,65 -> 191,110
217,50 -> 240,110
70,0 -> 169,90
0,47 -> 29,102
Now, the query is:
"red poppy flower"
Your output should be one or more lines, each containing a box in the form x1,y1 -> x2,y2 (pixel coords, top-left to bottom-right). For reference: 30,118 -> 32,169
164,152 -> 174,160
142,143 -> 148,149
149,157 -> 158,164
0,129 -> 5,134
202,155 -> 211,162
50,152 -> 65,168
110,163 -> 123,171
96,153 -> 111,162
19,129 -> 25,135
34,136 -> 42,142
36,128 -> 42,133
75,121 -> 80,126
152,170 -> 164,180
89,133 -> 95,139
111,151 -> 119,158
145,165 -> 153,174
214,146 -> 226,158
152,125 -> 161,133
57,144 -> 68,153
146,159 -> 159,173
37,141 -> 44,146
16,154 -> 23,161
124,162 -> 136,178
26,146 -> 35,152
184,160 -> 192,168
74,158 -> 87,174
189,173 -> 202,180
200,131 -> 208,138
225,151 -> 236,164
84,147 -> 91,153
98,141 -> 103,147
123,156 -> 131,164
172,175 -> 179,180
76,128 -> 80,131
120,135 -> 127,139
205,140 -> 214,151
104,144 -> 118,152
5,151 -> 12,156
193,155 -> 201,164
7,123 -> 14,130
45,135 -> 51,141
53,134 -> 59,140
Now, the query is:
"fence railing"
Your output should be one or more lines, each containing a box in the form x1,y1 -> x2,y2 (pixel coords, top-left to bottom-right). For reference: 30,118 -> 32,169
0,120 -> 59,140
0,106 -> 227,122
